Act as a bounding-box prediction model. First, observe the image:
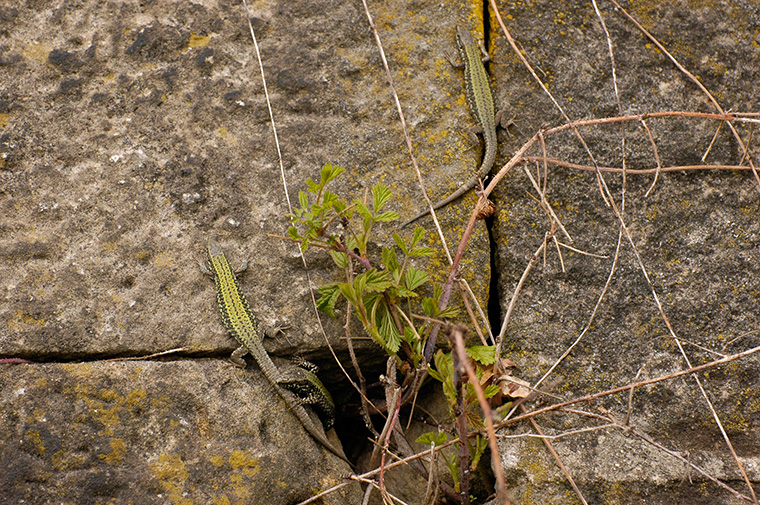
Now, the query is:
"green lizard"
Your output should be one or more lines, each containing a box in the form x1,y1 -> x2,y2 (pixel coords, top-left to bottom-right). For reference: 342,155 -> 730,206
203,240 -> 348,464
279,356 -> 336,430
403,26 -> 505,226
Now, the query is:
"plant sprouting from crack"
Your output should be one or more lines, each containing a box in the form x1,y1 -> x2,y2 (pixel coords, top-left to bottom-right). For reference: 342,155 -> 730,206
287,162 -> 459,360
285,163 -> 523,493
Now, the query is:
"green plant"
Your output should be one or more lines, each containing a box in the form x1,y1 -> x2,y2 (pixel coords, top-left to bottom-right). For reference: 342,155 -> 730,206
286,163 -> 513,494
287,162 -> 459,361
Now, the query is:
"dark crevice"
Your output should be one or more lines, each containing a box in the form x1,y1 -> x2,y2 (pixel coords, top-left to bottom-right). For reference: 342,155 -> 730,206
482,9 -> 504,342
0,349 -> 230,364
485,213 -> 502,343
483,3 -> 492,50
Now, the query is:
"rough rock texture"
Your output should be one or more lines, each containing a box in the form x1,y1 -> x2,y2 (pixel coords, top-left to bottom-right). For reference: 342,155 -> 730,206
0,361 -> 353,504
490,0 -> 760,504
0,0 -> 488,502
1,0 -> 758,503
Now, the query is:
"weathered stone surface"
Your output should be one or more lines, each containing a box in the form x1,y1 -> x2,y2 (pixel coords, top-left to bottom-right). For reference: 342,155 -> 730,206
491,0 -> 760,503
0,360 -> 356,504
0,0 -> 481,501
1,0 -> 758,502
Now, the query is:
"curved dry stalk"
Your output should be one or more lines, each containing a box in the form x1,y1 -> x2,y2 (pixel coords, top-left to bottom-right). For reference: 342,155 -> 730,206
607,0 -> 760,191
639,119 -> 663,197
358,0 -> 452,265
523,156 -> 756,174
521,403 -> 588,505
496,344 -> 760,429
449,325 -> 511,505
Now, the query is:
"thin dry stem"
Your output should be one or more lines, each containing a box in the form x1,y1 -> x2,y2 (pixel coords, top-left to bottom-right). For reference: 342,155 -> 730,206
359,0 -> 452,264
608,0 -> 760,191
522,404 -> 588,505
450,326 -> 510,505
639,119 -> 663,197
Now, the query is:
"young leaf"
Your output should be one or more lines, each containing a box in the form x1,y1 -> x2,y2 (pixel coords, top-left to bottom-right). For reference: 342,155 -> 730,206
329,250 -> 348,269
380,313 -> 401,354
320,162 -> 345,186
437,306 -> 461,319
404,266 -> 429,292
298,189 -> 309,210
354,201 -> 372,220
416,431 -> 449,447
338,281 -> 360,307
374,210 -> 399,222
467,345 -> 497,366
483,384 -> 500,399
470,435 -> 488,471
371,183 -> 393,212
322,190 -> 340,206
410,226 -> 426,248
392,233 -> 409,256
331,198 -> 347,214
306,178 -> 320,194
402,326 -> 418,344
381,247 -> 400,276
397,286 -> 418,298
427,366 -> 444,383
408,245 -> 435,258
316,283 -> 342,318
421,296 -> 436,317
362,268 -> 394,293
287,226 -> 302,240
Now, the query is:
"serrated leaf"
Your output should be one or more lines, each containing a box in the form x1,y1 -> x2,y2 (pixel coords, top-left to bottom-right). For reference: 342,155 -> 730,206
381,247 -> 400,275
338,281 -> 359,307
470,435 -> 488,470
437,306 -> 461,319
404,266 -> 429,292
371,183 -> 393,211
379,306 -> 401,354
434,349 -> 452,376
332,199 -> 347,214
416,431 -> 449,446
408,246 -> 435,258
329,250 -> 348,269
374,210 -> 399,222
427,367 -> 444,383
316,283 -> 342,318
287,226 -> 301,240
362,268 -> 394,293
467,345 -> 497,366
483,384 -> 500,399
397,287 -> 417,298
392,233 -> 408,255
402,326 -> 417,344
365,294 -> 386,349
421,297 -> 436,317
410,226 -> 425,248
354,201 -> 372,219
306,178 -> 320,193
345,235 -> 359,252
320,162 -> 345,186
322,190 -> 339,205
433,350 -> 457,405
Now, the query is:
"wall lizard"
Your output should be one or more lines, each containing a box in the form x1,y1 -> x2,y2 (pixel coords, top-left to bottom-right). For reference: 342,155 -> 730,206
403,26 -> 504,226
203,240 -> 349,464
